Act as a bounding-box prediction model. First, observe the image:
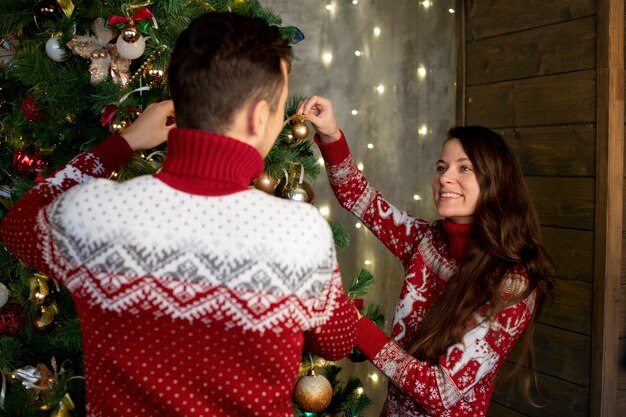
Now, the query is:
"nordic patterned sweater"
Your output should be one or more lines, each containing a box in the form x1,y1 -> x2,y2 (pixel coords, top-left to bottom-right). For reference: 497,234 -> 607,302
0,128 -> 357,417
315,133 -> 535,417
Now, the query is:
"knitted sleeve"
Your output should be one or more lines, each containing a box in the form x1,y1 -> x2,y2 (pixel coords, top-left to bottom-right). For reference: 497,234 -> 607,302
356,272 -> 535,414
0,134 -> 133,278
303,266 -> 358,361
315,133 -> 432,268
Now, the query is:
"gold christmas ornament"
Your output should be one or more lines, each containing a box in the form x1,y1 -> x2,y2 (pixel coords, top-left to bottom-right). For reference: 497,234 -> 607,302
121,22 -> 141,43
32,302 -> 60,334
29,273 -> 54,307
110,117 -> 130,134
67,18 -> 131,85
50,393 -> 75,417
293,370 -> 332,413
291,121 -> 309,141
142,65 -> 166,87
289,114 -> 309,143
253,172 -> 278,194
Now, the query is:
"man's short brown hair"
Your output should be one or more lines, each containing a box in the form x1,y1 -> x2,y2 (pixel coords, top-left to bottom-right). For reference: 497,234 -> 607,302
168,12 -> 293,133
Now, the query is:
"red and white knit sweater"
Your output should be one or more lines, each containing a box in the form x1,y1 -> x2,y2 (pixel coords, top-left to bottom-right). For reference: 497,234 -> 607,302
0,128 -> 357,417
316,134 -> 535,417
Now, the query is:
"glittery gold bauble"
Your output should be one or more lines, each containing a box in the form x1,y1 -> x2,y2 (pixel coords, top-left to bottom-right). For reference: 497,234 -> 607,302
253,172 -> 277,194
290,121 -> 309,141
121,22 -> 141,43
278,181 -> 315,204
293,373 -> 332,413
143,66 -> 166,87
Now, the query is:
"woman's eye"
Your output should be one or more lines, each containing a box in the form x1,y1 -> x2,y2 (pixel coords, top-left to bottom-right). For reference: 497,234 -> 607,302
460,165 -> 473,172
436,165 -> 446,173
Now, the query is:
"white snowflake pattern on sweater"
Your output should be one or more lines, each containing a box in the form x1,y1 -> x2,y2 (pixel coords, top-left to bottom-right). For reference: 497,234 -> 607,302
1,133 -> 358,417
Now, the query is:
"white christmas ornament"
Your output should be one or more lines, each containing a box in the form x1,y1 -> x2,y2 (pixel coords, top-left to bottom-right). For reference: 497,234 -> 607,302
46,36 -> 68,62
0,282 -> 9,308
116,35 -> 146,60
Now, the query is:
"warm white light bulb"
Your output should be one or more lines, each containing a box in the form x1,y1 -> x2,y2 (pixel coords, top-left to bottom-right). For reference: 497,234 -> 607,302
351,109 -> 359,115
322,51 -> 333,65
418,124 -> 428,136
417,65 -> 427,79
355,222 -> 362,229
325,4 -> 334,12
318,157 -> 325,165
356,387 -> 364,395
354,50 -> 362,56
364,260 -> 371,265
352,0 -> 358,4
367,143 -> 374,149
413,194 -> 422,201
376,84 -> 385,94
422,0 -> 432,8
357,162 -> 364,171
448,8 -> 455,13
369,373 -> 379,382
373,27 -> 381,37
319,206 -> 330,217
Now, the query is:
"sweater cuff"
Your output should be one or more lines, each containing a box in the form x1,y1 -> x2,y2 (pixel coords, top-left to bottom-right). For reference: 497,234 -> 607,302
355,317 -> 390,360
90,134 -> 134,175
314,130 -> 350,165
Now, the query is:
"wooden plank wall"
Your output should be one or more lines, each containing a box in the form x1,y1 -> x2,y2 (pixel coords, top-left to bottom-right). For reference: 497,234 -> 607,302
461,1 -> 599,416
595,1 -> 623,417
619,3 -> 626,414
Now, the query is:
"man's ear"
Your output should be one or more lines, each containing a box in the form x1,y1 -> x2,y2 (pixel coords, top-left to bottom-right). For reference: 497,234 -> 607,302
248,99 -> 270,139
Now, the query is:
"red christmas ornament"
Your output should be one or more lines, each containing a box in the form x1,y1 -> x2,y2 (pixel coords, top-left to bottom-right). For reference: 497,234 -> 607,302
100,104 -> 118,127
20,95 -> 44,122
13,144 -> 48,180
0,302 -> 26,337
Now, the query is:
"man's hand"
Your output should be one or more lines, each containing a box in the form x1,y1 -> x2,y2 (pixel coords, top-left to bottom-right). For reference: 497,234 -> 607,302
296,95 -> 341,143
122,100 -> 176,151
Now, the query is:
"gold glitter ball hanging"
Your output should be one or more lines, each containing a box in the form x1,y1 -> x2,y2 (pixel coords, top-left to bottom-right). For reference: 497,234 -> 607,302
293,372 -> 332,413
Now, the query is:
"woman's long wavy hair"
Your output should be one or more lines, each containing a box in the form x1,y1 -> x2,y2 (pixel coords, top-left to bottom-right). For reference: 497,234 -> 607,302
409,126 -> 554,402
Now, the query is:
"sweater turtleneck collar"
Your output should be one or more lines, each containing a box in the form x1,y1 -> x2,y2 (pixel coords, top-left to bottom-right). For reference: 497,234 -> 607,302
442,218 -> 473,261
154,127 -> 264,196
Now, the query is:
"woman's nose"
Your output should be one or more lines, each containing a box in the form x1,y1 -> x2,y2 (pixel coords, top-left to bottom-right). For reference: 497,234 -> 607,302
440,171 -> 455,184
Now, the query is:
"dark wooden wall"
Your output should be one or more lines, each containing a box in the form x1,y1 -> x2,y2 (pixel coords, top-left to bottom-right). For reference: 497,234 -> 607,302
614,3 -> 626,414
458,1 -> 624,416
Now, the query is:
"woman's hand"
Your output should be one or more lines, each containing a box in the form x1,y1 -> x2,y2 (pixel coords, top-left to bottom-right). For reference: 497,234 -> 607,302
296,95 -> 341,143
122,100 -> 176,151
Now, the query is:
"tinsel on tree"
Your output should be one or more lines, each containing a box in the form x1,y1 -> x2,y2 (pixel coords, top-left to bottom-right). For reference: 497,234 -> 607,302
0,1 -> 383,416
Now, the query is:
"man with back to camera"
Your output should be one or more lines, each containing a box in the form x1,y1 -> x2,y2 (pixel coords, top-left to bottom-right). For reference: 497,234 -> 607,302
0,12 -> 357,417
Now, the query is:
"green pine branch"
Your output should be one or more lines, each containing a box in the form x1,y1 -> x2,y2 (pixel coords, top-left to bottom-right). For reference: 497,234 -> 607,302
347,269 -> 374,298
330,220 -> 350,251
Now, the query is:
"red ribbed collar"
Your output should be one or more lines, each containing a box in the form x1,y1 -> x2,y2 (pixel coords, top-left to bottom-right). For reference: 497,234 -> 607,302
154,128 -> 264,196
442,218 -> 473,261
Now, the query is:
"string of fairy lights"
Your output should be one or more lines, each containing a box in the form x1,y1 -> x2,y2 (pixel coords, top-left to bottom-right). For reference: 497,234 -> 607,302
314,0 -> 454,223
301,0 -> 456,397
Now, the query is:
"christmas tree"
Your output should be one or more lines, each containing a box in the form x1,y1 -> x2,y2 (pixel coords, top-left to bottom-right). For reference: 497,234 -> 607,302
0,1 -> 382,416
